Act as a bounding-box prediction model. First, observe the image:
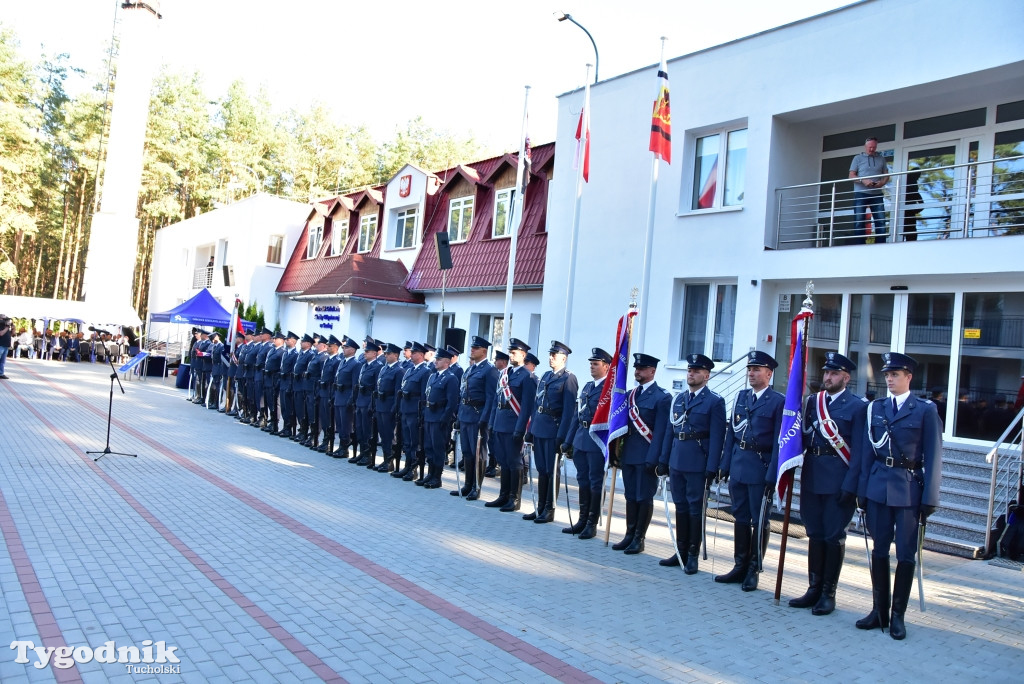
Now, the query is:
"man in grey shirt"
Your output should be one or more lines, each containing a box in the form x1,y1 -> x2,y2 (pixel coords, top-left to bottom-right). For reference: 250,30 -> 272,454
848,137 -> 890,244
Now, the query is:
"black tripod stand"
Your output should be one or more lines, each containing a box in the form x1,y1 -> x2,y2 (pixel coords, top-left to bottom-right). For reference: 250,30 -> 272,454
87,355 -> 137,462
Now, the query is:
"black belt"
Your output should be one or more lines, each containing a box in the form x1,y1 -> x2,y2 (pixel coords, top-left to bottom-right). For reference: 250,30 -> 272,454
808,446 -> 836,456
876,454 -> 920,469
400,391 -> 415,398
462,399 -> 485,407
578,419 -> 590,428
739,440 -> 770,454
335,384 -> 351,391
677,431 -> 709,442
427,402 -> 446,409
375,392 -> 393,399
537,407 -> 560,416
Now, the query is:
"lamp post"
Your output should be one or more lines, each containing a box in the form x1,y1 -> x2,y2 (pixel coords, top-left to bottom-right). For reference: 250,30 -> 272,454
554,11 -> 599,83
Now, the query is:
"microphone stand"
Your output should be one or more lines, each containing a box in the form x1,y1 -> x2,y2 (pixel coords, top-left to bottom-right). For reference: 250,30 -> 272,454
87,355 -> 138,462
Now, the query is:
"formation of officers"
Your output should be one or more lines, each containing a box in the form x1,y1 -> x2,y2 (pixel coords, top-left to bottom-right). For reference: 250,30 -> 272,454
185,327 -> 942,641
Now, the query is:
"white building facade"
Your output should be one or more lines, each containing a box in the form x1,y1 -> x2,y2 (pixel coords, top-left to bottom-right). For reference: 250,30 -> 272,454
544,0 -> 1024,449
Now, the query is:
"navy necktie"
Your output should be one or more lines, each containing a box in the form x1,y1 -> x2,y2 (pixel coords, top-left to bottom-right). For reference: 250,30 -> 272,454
892,397 -> 898,414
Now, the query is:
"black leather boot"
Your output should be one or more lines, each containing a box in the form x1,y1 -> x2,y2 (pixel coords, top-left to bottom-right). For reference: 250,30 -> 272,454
535,474 -> 555,524
856,555 -> 891,630
407,455 -> 425,482
424,463 -> 443,489
624,501 -> 653,555
684,514 -> 702,575
715,522 -> 752,584
500,469 -> 522,512
612,500 -> 638,551
485,468 -> 510,508
742,523 -> 770,592
563,487 -> 590,534
524,474 -> 547,521
812,542 -> 845,615
790,538 -> 826,608
578,489 -> 602,539
660,511 -> 689,567
889,560 -> 915,640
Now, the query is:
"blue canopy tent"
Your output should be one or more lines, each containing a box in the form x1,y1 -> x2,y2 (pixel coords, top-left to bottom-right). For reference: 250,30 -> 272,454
150,288 -> 256,330
148,289 -> 256,384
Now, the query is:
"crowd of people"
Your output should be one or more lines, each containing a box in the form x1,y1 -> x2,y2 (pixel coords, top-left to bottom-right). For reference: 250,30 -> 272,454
0,322 -> 134,369
179,325 -> 943,641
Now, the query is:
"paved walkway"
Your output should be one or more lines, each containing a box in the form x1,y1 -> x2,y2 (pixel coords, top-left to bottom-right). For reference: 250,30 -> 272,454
1,359 -> 1022,683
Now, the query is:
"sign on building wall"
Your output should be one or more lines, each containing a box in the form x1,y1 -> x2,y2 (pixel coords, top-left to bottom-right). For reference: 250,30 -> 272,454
314,304 -> 341,332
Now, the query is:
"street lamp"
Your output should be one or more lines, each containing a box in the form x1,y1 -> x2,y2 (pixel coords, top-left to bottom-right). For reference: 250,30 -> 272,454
554,11 -> 599,83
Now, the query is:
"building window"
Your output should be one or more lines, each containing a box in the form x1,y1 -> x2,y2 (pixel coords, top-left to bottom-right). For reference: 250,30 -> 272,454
267,235 -> 284,265
476,314 -> 504,352
329,220 -> 348,256
448,196 -> 474,242
691,127 -> 747,210
426,313 -> 454,348
493,188 -> 513,238
394,207 -> 418,249
358,215 -> 377,253
678,283 -> 736,363
306,224 -> 323,259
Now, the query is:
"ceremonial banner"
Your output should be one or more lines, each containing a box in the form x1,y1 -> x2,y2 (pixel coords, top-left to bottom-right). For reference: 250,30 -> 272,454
590,309 -> 636,459
574,91 -> 591,182
649,56 -> 671,163
775,304 -> 814,502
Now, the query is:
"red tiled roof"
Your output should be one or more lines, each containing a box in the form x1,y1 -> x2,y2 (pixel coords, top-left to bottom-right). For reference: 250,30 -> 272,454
296,254 -> 423,304
405,142 -> 553,292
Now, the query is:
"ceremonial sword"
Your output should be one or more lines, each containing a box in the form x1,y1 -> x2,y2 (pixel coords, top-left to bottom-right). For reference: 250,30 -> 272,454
659,475 -> 684,567
917,520 -> 927,612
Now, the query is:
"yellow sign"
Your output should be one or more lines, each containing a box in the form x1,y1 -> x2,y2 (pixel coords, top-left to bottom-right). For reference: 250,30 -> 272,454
964,328 -> 981,339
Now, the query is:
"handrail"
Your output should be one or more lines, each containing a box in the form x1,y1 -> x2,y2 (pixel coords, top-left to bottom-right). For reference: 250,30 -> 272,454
774,153 -> 1024,249
984,403 -> 1024,555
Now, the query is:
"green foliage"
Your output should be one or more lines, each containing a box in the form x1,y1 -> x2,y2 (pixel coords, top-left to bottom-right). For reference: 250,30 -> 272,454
241,299 -> 265,333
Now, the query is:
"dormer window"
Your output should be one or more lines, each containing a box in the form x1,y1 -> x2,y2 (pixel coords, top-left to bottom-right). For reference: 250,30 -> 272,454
358,215 -> 377,253
306,224 -> 323,259
493,188 -> 513,238
394,207 -> 418,249
329,220 -> 348,256
448,196 -> 474,243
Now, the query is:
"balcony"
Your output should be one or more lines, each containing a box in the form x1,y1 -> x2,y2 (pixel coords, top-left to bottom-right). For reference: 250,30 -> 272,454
773,154 -> 1024,248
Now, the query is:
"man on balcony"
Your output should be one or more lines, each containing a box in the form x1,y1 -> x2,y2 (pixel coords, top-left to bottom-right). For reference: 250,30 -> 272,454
849,137 -> 890,244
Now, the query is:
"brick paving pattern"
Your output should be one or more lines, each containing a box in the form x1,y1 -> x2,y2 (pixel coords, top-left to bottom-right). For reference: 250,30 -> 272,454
1,359 -> 1021,683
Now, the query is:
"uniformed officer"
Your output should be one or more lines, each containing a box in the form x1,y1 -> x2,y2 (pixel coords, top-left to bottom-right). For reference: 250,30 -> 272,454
523,352 -> 540,377
612,353 -> 671,556
354,340 -> 382,466
789,351 -> 866,614
716,350 -> 785,592
263,332 -> 286,434
485,350 -> 510,478
660,353 -> 726,574
374,343 -> 405,472
208,332 -> 225,410
856,352 -> 942,640
333,336 -> 360,460
291,334 -> 315,441
235,332 -> 255,420
401,341 -> 414,369
524,341 -> 578,524
225,331 -> 245,416
317,335 -> 341,454
252,328 -> 273,426
422,347 -> 460,489
302,337 -> 328,448
394,342 -> 431,481
278,331 -> 300,438
200,330 -> 215,405
453,336 -> 498,499
485,339 -> 536,512
192,330 -> 210,405
562,347 -> 612,539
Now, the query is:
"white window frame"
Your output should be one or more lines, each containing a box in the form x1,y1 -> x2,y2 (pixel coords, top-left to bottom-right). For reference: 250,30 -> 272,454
686,124 -> 747,212
674,280 -> 738,364
329,219 -> 349,256
492,187 -> 513,238
306,224 -> 323,259
266,234 -> 284,265
448,196 -> 474,243
393,207 -> 418,250
358,215 -> 377,254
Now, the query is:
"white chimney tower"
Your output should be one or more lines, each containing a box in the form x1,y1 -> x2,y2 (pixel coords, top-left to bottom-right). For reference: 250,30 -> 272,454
81,2 -> 162,314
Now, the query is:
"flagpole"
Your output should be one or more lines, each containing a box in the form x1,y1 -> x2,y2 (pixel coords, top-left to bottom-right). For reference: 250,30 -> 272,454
774,283 -> 814,605
501,85 -> 530,351
636,38 -> 667,353
562,64 -> 591,344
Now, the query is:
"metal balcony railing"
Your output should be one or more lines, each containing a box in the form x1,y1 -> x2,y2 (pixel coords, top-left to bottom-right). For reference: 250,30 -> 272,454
193,266 -> 214,288
706,354 -> 751,413
773,154 -> 1024,248
984,405 -> 1024,557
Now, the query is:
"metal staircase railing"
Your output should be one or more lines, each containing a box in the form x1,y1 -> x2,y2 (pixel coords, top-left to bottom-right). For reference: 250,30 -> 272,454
984,404 -> 1024,556
705,354 -> 751,414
